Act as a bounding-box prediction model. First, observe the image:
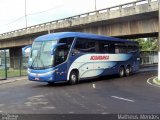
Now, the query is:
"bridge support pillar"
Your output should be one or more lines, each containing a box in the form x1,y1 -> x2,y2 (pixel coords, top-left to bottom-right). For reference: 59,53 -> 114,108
9,47 -> 22,69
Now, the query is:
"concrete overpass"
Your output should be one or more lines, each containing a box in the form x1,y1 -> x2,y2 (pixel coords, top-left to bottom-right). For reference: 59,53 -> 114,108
0,0 -> 158,68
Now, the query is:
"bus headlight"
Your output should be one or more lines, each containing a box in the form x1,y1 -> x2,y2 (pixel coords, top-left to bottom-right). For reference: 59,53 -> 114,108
40,68 -> 59,76
28,68 -> 59,77
39,69 -> 58,76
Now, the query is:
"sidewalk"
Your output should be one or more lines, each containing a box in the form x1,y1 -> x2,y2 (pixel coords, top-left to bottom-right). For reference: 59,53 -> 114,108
0,76 -> 27,85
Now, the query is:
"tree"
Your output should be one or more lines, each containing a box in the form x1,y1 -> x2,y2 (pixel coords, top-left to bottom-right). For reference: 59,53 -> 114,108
134,37 -> 158,51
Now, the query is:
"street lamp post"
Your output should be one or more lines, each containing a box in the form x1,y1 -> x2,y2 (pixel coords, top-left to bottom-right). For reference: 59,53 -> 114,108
95,0 -> 97,11
25,0 -> 27,28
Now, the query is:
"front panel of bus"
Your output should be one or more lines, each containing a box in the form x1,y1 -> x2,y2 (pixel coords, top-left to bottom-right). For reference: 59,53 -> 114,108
28,37 -> 74,82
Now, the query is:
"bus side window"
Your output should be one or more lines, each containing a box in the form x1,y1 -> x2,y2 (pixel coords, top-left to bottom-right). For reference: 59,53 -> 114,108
55,37 -> 74,66
55,45 -> 68,66
115,42 -> 127,54
99,41 -> 109,53
109,43 -> 115,53
128,44 -> 138,53
99,41 -> 115,53
59,37 -> 74,49
74,38 -> 96,53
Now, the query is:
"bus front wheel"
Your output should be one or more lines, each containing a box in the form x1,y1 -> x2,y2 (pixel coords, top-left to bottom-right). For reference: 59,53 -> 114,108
119,66 -> 125,77
69,71 -> 78,85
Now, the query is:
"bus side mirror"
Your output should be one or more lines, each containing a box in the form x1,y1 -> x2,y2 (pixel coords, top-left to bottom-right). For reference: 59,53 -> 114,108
22,45 -> 32,57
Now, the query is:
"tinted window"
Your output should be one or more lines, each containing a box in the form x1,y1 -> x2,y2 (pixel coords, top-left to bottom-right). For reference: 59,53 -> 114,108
54,45 -> 69,66
128,44 -> 139,53
99,41 -> 115,53
74,38 -> 96,53
115,42 -> 128,53
59,37 -> 74,49
55,37 -> 74,66
99,41 -> 109,53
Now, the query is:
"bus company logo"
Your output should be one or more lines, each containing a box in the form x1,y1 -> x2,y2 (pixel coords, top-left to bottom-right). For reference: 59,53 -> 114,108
90,55 -> 109,60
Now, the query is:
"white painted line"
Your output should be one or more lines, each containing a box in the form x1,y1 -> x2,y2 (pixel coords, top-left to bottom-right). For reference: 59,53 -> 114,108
147,76 -> 160,88
101,112 -> 109,114
69,111 -> 74,114
111,96 -> 135,102
92,84 -> 96,88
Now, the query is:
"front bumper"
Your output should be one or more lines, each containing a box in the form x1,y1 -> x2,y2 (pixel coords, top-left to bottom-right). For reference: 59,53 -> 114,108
28,68 -> 57,82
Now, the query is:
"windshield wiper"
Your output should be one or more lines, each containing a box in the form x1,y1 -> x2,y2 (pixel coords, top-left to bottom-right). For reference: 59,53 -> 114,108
31,55 -> 39,68
31,46 -> 45,68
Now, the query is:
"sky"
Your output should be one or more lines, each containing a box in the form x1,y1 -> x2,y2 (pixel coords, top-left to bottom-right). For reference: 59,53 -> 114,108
0,0 -> 135,34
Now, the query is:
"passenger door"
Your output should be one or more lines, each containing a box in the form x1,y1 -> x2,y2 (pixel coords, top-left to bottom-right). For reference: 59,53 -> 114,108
54,38 -> 74,81
54,45 -> 68,81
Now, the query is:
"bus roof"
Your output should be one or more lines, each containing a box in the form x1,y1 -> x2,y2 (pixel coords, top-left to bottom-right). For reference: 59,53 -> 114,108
34,32 -> 136,43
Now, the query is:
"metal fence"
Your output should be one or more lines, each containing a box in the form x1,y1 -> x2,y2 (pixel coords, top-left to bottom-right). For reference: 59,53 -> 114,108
140,51 -> 158,65
0,55 -> 28,80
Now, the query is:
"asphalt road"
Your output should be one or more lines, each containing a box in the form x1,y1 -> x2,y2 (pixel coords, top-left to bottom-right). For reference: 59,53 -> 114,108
0,67 -> 159,114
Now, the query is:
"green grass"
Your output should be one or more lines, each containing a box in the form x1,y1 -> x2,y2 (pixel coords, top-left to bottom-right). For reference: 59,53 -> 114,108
0,70 -> 6,79
0,69 -> 27,78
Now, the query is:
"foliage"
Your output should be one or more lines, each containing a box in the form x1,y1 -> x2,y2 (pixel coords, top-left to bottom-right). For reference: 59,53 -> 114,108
134,37 -> 158,51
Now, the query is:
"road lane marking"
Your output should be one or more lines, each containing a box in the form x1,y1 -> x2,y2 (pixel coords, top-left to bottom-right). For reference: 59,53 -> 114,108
42,106 -> 56,109
93,84 -> 96,88
101,112 -> 109,114
111,96 -> 135,102
69,112 -> 74,114
147,76 -> 160,88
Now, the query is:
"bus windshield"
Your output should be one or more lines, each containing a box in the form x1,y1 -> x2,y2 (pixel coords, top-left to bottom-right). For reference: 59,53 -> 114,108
29,40 -> 57,69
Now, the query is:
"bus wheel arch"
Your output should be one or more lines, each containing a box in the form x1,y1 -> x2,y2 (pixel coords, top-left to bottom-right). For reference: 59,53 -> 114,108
119,65 -> 125,77
125,65 -> 131,76
69,69 -> 79,85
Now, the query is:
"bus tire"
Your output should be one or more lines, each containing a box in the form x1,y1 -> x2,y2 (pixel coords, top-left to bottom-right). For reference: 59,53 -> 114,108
69,71 -> 78,85
119,66 -> 125,77
125,66 -> 131,76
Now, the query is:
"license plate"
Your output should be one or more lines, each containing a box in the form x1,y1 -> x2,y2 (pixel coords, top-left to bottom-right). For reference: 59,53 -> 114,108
35,78 -> 39,80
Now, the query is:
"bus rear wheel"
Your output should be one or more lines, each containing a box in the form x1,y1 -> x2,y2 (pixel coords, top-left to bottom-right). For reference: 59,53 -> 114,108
119,66 -> 125,77
69,71 -> 79,85
125,66 -> 131,76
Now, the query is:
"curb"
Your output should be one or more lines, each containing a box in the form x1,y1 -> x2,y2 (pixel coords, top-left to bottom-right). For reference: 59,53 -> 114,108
0,77 -> 27,85
153,76 -> 160,86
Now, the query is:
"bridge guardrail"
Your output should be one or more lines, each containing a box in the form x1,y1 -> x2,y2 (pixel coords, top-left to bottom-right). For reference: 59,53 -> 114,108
0,0 -> 158,39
